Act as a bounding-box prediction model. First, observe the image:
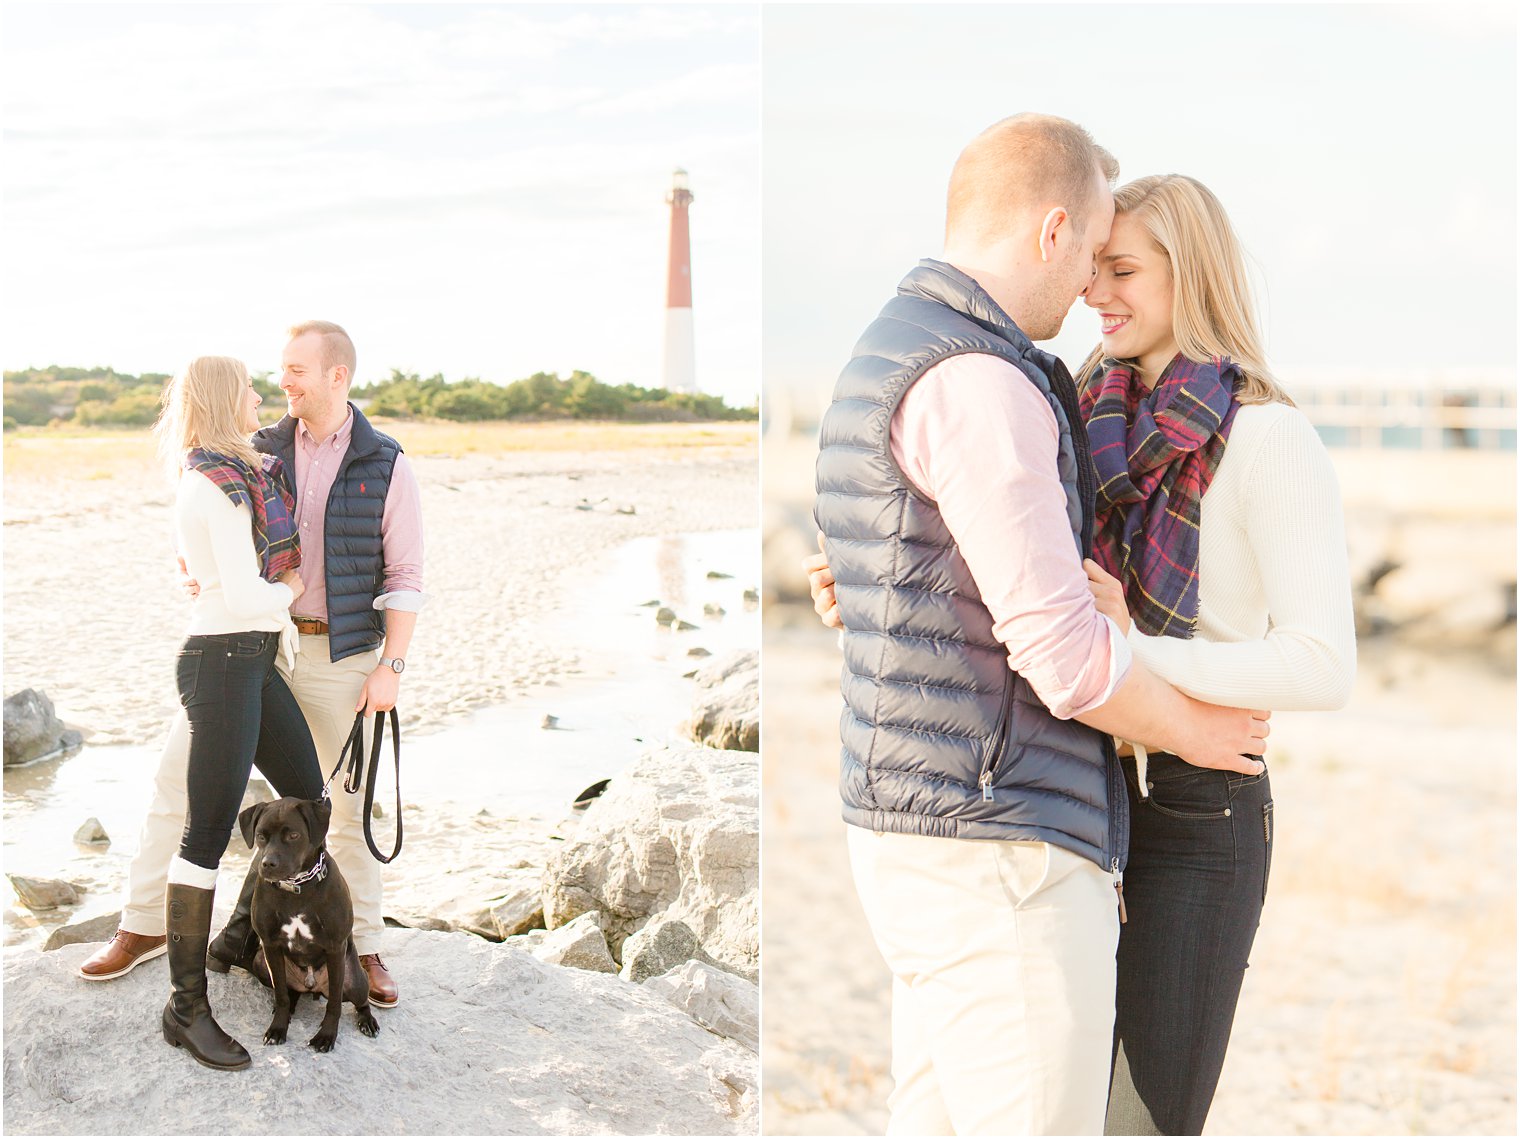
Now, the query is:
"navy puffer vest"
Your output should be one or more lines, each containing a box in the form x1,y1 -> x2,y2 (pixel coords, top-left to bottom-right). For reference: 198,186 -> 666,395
814,260 -> 1126,873
255,403 -> 401,662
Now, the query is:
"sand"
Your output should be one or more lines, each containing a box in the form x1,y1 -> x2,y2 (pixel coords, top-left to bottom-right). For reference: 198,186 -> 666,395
760,432 -> 1517,1136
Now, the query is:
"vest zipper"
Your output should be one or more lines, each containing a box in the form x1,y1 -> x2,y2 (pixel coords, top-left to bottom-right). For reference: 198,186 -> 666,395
977,674 -> 1017,802
1112,857 -> 1127,924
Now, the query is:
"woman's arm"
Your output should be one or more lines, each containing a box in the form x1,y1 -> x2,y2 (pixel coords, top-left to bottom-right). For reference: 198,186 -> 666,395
184,470 -> 295,619
1127,409 -> 1357,711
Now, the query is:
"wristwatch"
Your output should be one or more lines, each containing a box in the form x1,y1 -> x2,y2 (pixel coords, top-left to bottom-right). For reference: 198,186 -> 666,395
380,657 -> 406,675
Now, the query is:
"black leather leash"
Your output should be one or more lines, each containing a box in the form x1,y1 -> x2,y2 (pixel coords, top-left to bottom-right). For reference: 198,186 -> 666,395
322,708 -> 403,864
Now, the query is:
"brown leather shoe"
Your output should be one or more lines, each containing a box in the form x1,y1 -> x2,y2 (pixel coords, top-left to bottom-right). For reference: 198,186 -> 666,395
359,953 -> 398,1007
78,929 -> 168,981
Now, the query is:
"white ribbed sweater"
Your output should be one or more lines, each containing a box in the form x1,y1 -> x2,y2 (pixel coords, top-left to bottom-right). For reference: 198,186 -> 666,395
1126,402 -> 1357,711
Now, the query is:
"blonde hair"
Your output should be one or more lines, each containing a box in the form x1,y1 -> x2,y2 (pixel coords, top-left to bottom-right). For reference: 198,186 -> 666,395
153,356 -> 262,476
946,113 -> 1120,245
1078,174 -> 1292,406
287,319 -> 356,382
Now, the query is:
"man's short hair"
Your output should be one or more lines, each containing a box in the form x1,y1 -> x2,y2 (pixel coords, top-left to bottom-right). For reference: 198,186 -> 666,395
288,319 -> 357,380
946,113 -> 1120,244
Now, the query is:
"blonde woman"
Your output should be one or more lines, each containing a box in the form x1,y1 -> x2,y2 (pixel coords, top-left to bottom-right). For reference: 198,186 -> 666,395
808,175 -> 1355,1134
150,356 -> 323,1070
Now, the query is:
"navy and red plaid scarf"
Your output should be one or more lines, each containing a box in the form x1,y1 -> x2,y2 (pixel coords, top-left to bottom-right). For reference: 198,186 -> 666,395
1078,354 -> 1240,639
184,448 -> 301,582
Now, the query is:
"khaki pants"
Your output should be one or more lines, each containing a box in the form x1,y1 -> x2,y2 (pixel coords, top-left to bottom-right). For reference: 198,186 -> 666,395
847,827 -> 1119,1136
121,637 -> 386,953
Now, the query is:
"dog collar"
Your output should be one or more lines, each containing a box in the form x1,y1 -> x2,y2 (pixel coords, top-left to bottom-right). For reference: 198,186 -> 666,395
276,851 -> 329,894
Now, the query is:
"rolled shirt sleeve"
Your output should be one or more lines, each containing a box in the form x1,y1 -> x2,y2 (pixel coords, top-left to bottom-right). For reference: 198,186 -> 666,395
890,354 -> 1131,719
373,452 -> 429,610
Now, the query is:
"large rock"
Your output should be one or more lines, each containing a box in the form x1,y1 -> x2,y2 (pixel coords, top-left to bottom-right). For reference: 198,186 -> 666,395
41,912 -> 122,952
3,929 -> 755,1134
7,876 -> 81,911
3,689 -> 83,768
686,651 -> 759,752
620,916 -> 700,984
645,960 -> 759,1053
531,911 -> 618,974
543,744 -> 757,981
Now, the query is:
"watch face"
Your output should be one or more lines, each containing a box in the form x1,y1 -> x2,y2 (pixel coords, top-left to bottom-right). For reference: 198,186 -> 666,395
384,657 -> 405,674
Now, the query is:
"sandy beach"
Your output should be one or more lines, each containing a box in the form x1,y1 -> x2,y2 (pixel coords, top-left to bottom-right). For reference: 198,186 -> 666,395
760,432 -> 1517,1135
3,420 -> 758,946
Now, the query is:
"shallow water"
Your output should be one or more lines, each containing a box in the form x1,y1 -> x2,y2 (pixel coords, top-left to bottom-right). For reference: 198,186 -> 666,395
3,527 -> 758,948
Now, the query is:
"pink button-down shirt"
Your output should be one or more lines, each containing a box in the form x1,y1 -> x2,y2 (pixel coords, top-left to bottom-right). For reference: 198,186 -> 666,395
889,353 -> 1130,720
289,407 -> 425,623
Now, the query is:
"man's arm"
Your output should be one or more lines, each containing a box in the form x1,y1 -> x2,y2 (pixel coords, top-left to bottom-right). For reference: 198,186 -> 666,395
356,452 -> 426,714
896,355 -> 1265,773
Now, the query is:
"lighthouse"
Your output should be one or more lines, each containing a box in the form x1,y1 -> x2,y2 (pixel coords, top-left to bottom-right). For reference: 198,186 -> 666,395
662,168 -> 696,394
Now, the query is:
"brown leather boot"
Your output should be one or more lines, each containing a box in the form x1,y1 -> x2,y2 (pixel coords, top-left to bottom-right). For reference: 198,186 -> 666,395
161,884 -> 250,1071
359,953 -> 398,1007
78,929 -> 167,981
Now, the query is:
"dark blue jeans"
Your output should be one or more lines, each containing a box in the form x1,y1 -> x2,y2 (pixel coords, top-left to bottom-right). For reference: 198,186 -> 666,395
175,631 -> 322,870
1105,752 -> 1274,1136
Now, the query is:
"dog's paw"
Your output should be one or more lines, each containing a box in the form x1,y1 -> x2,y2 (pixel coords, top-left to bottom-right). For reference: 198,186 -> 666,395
356,1010 -> 379,1037
309,1030 -> 338,1053
263,1025 -> 288,1046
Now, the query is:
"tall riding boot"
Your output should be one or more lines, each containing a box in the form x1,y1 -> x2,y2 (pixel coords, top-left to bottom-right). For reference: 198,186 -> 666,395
206,861 -> 261,976
162,882 -> 251,1071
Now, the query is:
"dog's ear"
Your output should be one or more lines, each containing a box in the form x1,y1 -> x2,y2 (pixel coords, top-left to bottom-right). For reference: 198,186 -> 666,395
300,797 -> 333,847
238,801 -> 268,848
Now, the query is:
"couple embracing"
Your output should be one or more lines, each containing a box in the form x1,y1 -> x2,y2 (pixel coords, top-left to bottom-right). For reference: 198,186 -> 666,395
808,114 -> 1355,1134
77,321 -> 425,1070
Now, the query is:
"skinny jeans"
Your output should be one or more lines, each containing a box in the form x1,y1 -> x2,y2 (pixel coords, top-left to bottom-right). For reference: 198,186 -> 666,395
1105,753 -> 1274,1136
175,630 -> 322,869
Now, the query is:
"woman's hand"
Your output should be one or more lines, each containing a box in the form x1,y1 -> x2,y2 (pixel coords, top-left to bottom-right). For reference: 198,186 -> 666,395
1084,558 -> 1131,636
278,569 -> 305,604
802,531 -> 843,630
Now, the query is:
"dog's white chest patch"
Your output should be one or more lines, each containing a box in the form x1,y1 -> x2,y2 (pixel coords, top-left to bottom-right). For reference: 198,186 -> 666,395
281,913 -> 315,948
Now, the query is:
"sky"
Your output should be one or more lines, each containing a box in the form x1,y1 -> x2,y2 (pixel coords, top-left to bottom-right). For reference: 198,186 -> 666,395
763,3 -> 1517,405
1,3 -> 760,406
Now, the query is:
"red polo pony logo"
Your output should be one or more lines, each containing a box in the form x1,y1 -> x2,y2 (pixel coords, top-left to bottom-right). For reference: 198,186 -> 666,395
360,482 -> 367,495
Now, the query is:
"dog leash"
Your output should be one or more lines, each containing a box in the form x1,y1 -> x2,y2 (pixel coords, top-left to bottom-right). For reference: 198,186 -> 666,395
321,708 -> 404,864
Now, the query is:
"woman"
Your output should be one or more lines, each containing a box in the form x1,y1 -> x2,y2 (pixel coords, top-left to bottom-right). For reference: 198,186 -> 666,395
150,356 -> 324,1071
807,175 -> 1355,1134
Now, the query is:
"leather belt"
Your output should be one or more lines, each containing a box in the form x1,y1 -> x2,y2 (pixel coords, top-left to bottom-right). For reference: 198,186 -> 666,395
292,617 -> 330,635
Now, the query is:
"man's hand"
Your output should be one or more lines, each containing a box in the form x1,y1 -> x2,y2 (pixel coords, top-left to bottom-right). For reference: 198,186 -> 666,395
1170,701 -> 1270,776
177,556 -> 201,600
1083,558 -> 1130,636
802,531 -> 843,630
355,666 -> 400,714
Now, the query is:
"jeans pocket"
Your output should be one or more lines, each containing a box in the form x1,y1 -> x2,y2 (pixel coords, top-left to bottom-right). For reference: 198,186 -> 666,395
174,648 -> 203,706
1143,768 -> 1233,820
1261,801 -> 1275,902
226,633 -> 269,658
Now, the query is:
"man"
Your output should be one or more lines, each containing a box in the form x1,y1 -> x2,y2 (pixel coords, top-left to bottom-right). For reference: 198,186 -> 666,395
80,320 -> 425,1008
811,114 -> 1269,1135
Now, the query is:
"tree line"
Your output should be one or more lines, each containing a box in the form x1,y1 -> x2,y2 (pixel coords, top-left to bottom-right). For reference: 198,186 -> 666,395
3,367 -> 756,430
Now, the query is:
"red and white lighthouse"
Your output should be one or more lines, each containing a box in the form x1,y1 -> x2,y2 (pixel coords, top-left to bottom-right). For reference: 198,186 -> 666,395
662,168 -> 696,394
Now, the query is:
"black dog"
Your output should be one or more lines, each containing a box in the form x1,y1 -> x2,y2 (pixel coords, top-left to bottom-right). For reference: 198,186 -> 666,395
237,797 -> 379,1051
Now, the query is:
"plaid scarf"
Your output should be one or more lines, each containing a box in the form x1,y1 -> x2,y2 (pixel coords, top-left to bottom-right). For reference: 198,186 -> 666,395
184,448 -> 301,582
1078,354 -> 1240,638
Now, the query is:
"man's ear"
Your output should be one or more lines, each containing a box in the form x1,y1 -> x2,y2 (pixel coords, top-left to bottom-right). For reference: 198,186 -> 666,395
238,801 -> 267,848
300,797 -> 333,847
1038,205 -> 1069,264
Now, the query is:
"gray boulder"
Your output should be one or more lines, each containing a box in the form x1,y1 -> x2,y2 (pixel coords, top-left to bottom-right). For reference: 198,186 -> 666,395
531,911 -> 618,974
644,960 -> 759,1053
621,916 -> 700,984
7,876 -> 81,910
543,743 -> 757,981
3,689 -> 83,768
4,929 -> 756,1134
42,911 -> 123,952
686,651 -> 759,753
